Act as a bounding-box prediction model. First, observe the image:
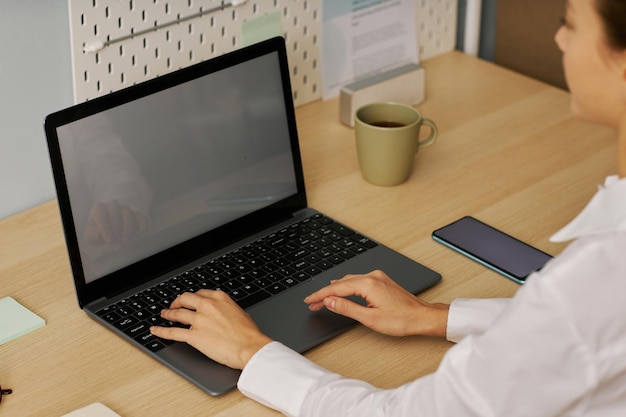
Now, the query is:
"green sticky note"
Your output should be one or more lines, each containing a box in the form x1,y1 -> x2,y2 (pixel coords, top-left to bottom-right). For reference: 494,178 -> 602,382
242,11 -> 283,47
0,297 -> 46,345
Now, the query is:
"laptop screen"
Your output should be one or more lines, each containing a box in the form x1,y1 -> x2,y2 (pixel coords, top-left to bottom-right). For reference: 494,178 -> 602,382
53,49 -> 298,285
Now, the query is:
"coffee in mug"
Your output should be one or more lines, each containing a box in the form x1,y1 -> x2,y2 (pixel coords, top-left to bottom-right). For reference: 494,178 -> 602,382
354,102 -> 438,186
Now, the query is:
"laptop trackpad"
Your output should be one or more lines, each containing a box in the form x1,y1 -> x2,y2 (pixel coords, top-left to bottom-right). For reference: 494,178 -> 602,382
248,279 -> 357,353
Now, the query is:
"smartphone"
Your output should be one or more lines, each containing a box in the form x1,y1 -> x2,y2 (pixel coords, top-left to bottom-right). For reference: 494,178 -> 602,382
432,216 -> 552,284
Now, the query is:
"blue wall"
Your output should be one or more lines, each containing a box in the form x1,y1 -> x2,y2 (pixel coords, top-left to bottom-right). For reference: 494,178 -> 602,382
0,0 -> 73,219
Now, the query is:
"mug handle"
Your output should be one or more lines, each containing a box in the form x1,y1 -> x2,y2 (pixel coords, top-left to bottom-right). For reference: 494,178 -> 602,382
416,118 -> 438,151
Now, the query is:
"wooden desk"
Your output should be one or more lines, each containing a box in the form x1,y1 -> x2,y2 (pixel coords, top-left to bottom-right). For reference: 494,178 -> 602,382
0,51 -> 615,416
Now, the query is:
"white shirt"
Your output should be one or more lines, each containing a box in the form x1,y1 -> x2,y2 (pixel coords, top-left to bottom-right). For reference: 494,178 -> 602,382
238,175 -> 626,417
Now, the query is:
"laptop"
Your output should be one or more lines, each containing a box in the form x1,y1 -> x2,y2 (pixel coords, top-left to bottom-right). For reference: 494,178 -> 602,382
44,36 -> 441,395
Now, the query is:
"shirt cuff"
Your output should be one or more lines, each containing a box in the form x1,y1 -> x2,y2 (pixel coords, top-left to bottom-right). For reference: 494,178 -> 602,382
446,298 -> 510,343
238,341 -> 331,417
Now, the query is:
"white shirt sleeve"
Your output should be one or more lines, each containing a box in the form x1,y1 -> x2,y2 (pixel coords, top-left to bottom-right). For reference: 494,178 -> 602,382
238,341 -> 333,417
446,298 -> 510,343
238,274 -> 593,417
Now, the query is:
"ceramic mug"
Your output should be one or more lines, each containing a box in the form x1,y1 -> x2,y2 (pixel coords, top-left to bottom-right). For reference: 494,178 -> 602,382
355,102 -> 438,186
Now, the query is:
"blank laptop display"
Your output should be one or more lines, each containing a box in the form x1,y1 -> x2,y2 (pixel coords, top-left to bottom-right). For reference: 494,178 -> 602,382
44,36 -> 441,395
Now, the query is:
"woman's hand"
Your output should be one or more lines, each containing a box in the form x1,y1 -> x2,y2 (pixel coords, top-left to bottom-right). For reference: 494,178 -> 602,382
150,290 -> 272,370
305,270 -> 449,337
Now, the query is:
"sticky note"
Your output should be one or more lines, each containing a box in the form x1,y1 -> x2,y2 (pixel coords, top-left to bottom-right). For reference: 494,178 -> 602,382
0,296 -> 46,345
242,11 -> 283,47
61,402 -> 122,417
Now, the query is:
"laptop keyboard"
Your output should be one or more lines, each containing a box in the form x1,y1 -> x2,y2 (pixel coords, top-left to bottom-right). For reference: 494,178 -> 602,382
95,213 -> 378,352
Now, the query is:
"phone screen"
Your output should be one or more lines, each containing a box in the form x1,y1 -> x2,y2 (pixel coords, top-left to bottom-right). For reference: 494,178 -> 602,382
432,216 -> 552,283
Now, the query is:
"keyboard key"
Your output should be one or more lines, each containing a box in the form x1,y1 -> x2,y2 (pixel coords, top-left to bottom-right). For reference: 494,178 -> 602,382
254,278 -> 271,287
101,311 -> 121,323
133,309 -> 151,320
351,245 -> 368,255
266,283 -> 287,294
124,322 -> 150,337
135,331 -> 156,345
241,283 -> 259,294
147,315 -> 166,326
294,271 -> 311,281
199,281 -> 218,290
330,223 -> 355,236
339,250 -> 356,259
329,255 -> 345,265
316,260 -> 334,270
351,233 -> 378,248
145,339 -> 167,352
305,253 -> 322,263
228,289 -> 246,300
304,265 -> 323,276
282,277 -> 298,287
114,316 -> 139,330
287,249 -> 309,262
293,260 -> 310,270
236,290 -> 271,309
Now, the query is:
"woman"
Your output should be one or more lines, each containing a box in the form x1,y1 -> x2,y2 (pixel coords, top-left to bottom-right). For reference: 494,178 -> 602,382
151,0 -> 626,415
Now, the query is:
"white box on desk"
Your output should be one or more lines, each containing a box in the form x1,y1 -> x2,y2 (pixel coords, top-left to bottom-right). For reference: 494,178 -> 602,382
339,63 -> 425,127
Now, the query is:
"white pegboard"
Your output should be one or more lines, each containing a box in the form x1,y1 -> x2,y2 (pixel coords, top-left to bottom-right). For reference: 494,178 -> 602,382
68,0 -> 457,106
418,0 -> 457,59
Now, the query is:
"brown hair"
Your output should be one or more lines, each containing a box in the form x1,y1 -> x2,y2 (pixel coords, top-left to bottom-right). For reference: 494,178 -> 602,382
596,0 -> 626,50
